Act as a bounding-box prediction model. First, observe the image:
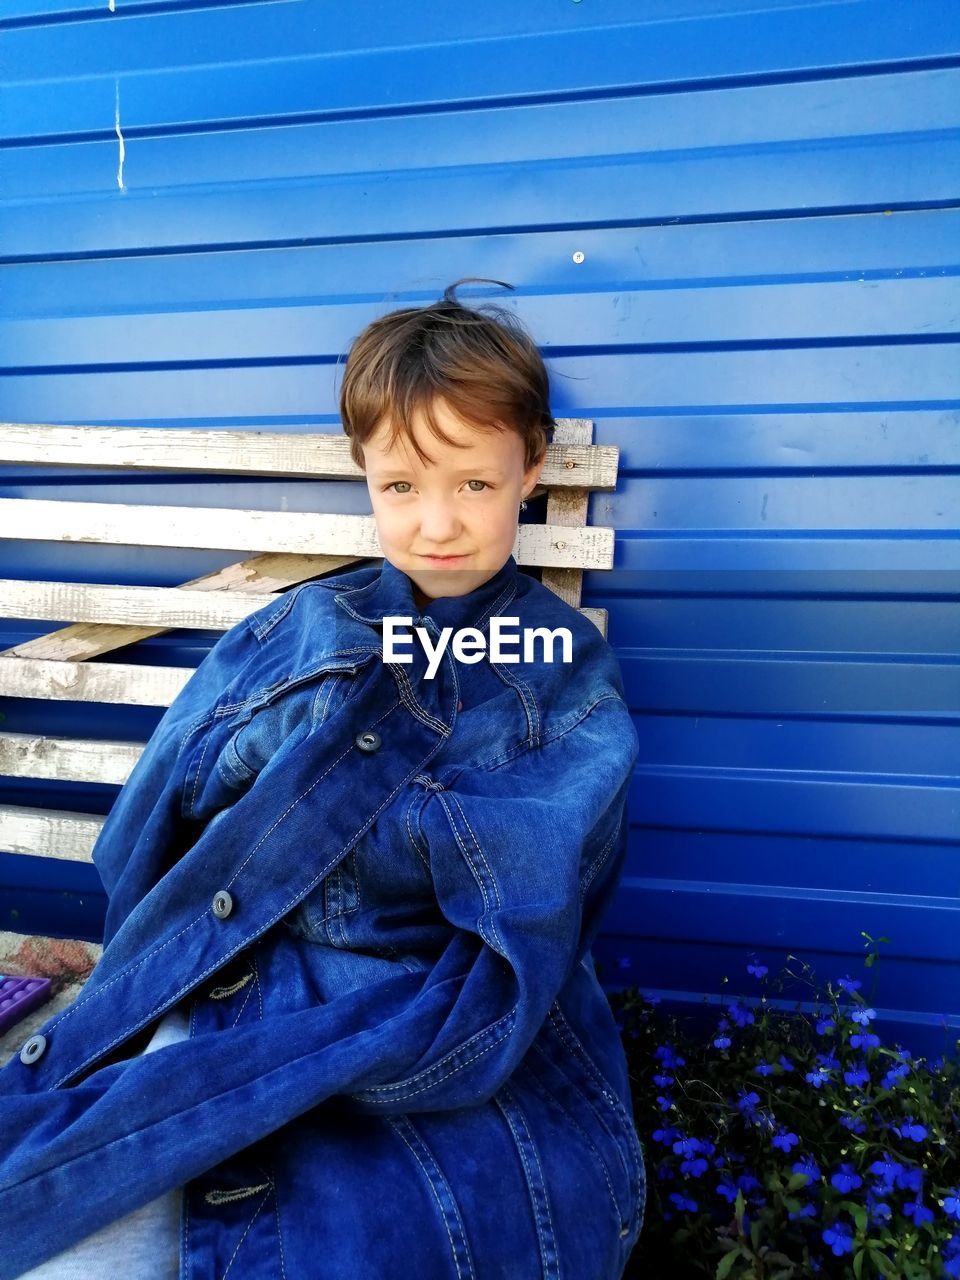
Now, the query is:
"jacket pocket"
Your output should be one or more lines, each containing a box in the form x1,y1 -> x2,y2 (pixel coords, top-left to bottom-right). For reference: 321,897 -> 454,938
282,847 -> 361,945
214,657 -> 368,786
223,672 -> 357,785
181,661 -> 365,822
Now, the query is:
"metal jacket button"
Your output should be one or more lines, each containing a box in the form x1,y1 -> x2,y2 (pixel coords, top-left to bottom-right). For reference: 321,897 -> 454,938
355,729 -> 381,753
212,889 -> 234,919
20,1033 -> 47,1065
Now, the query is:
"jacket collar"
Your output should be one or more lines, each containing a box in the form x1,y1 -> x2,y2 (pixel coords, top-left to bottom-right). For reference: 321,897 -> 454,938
334,554 -> 520,634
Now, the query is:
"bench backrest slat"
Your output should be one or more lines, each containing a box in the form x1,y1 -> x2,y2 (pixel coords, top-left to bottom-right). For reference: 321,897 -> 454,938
0,500 -> 612,569
0,422 -> 620,490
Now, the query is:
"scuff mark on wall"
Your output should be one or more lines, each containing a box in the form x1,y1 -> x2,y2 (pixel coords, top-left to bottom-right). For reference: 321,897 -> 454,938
115,80 -> 126,191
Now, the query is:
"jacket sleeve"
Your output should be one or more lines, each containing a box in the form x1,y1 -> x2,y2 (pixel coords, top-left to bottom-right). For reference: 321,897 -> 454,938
345,689 -> 639,1114
93,612 -> 263,947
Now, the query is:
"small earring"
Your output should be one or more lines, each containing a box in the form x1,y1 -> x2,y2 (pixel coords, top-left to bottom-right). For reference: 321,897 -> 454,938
520,499 -> 528,512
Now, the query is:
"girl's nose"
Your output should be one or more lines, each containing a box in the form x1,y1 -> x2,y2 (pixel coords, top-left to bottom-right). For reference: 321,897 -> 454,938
419,499 -> 460,541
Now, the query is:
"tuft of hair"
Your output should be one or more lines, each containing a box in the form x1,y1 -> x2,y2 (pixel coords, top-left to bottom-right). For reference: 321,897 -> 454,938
338,277 -> 555,472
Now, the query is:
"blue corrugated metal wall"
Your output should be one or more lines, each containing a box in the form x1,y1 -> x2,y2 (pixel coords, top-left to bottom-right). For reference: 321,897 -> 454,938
1,1 -> 958,1054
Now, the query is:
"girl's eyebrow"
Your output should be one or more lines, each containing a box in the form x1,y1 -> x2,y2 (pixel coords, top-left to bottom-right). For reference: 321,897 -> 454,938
377,466 -> 505,480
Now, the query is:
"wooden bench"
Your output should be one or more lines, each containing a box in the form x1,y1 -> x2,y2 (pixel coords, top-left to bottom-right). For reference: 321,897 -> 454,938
0,418 -> 621,1060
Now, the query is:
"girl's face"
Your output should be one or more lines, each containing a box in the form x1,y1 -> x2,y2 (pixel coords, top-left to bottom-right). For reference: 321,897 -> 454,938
361,397 -> 544,609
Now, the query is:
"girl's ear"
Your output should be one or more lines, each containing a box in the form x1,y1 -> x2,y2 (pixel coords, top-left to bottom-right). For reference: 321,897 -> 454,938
521,449 -> 546,501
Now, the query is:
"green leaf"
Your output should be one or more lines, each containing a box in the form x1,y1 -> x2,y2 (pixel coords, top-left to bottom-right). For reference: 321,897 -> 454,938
716,1248 -> 743,1279
734,1188 -> 746,1235
853,1249 -> 864,1279
786,1172 -> 811,1192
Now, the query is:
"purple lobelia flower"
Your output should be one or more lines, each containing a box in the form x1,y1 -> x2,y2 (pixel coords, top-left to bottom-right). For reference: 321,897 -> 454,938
904,1196 -> 934,1227
849,1006 -> 876,1025
668,1192 -> 698,1213
868,1155 -> 903,1189
893,1115 -> 928,1142
837,975 -> 862,993
792,1156 -> 821,1185
843,1061 -> 869,1088
822,1221 -> 854,1256
830,1162 -> 862,1193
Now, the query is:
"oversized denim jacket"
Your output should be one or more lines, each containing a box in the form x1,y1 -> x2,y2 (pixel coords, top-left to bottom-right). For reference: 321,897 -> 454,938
0,554 -> 644,1279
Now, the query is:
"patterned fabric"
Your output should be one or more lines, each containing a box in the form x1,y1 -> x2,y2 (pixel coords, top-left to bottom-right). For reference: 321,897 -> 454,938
0,934 -> 100,1069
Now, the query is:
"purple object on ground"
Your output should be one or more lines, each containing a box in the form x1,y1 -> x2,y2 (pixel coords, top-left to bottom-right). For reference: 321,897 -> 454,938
0,974 -> 53,1034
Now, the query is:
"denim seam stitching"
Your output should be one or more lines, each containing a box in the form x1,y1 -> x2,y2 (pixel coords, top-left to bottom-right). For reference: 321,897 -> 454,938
507,1085 -> 560,1279
323,674 -> 341,721
337,856 -> 357,945
470,693 -> 624,773
272,1167 -> 288,1280
475,581 -> 518,632
439,791 -> 504,954
249,585 -> 304,640
220,1186 -> 271,1280
488,660 -> 539,747
535,1034 -> 633,1192
182,1180 -> 191,1280
579,824 -> 621,905
353,1012 -> 516,1102
406,794 -> 432,873
547,1008 -> 642,1195
230,963 -> 258,1029
187,715 -> 219,818
384,1116 -> 475,1280
493,1084 -> 560,1280
548,1007 -> 623,1114
388,656 -> 455,736
520,1056 -> 623,1227
211,647 -> 383,716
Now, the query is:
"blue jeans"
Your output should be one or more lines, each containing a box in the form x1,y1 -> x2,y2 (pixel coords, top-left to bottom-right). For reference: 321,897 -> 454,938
15,1007 -> 188,1280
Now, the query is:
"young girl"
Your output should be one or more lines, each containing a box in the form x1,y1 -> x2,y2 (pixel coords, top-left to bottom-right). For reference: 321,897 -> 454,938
1,279 -> 644,1279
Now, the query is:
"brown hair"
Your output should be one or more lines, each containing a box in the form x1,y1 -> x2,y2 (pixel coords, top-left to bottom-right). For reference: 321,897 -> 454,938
338,277 -> 555,473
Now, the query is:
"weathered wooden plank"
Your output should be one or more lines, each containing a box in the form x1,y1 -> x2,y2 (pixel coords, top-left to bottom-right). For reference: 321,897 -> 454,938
2,552 -> 365,663
0,656 -> 192,706
580,606 -> 608,638
0,804 -> 101,861
0,733 -> 141,785
0,502 -> 614,568
0,580 -> 275,629
0,423 -> 619,491
542,420 -> 594,611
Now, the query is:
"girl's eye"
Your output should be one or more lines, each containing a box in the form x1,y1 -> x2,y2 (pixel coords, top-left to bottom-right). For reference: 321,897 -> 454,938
388,481 -> 412,494
466,480 -> 488,492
